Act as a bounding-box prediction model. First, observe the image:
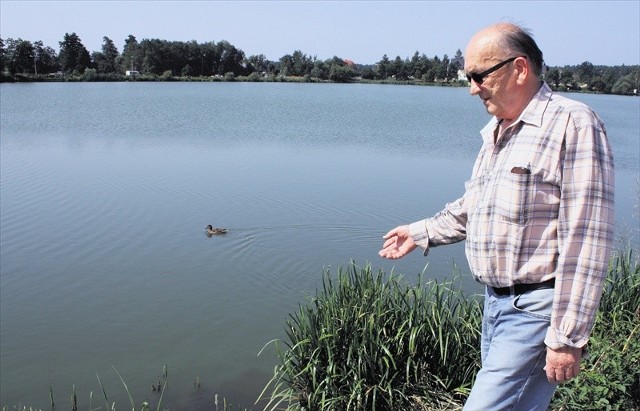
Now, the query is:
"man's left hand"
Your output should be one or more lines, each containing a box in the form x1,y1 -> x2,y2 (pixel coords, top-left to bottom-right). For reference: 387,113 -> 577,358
545,346 -> 582,384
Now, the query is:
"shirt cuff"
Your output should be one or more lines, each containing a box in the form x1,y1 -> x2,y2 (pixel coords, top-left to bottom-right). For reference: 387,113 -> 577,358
408,220 -> 430,256
544,326 -> 589,350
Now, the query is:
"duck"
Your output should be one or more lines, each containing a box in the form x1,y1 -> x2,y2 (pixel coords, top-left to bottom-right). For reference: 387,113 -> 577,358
205,224 -> 228,235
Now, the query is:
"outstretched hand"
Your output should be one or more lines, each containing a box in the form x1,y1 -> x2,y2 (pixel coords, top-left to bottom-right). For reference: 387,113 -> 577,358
379,225 -> 417,259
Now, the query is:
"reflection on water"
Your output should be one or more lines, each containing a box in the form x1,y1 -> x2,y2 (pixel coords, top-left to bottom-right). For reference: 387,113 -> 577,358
1,83 -> 638,409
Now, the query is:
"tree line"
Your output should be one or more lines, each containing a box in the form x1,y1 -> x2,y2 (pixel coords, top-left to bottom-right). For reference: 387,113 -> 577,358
1,32 -> 638,94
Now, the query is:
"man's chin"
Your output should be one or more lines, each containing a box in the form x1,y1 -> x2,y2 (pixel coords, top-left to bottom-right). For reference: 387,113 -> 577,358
483,101 -> 499,115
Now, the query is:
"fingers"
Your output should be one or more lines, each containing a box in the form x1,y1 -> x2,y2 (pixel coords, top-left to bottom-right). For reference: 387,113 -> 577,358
379,235 -> 403,259
379,229 -> 401,258
379,244 -> 403,259
545,347 -> 582,384
380,225 -> 416,259
382,225 -> 409,240
380,251 -> 404,259
545,366 -> 579,384
381,236 -> 398,249
382,228 -> 399,240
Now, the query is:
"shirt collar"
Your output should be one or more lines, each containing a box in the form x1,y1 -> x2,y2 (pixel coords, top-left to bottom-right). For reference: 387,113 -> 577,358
518,82 -> 552,128
479,82 -> 552,143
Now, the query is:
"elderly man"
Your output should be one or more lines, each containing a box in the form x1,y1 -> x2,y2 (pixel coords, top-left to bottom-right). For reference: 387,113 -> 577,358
379,23 -> 614,410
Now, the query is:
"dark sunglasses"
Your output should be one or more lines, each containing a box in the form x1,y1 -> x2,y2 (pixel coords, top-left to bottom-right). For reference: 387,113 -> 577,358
465,56 -> 519,85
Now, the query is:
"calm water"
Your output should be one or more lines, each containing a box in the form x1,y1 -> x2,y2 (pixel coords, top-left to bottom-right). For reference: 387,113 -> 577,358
1,82 -> 638,409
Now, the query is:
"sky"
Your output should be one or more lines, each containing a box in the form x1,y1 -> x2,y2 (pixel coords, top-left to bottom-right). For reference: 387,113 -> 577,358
1,0 -> 639,67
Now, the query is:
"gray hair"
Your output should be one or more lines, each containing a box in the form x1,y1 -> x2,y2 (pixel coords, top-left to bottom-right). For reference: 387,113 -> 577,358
497,25 -> 544,77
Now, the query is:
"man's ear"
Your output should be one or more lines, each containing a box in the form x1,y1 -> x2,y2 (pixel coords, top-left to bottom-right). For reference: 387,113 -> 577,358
514,56 -> 529,85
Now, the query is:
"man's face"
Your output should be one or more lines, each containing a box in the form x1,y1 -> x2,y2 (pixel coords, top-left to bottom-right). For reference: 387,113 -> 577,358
464,41 -> 520,121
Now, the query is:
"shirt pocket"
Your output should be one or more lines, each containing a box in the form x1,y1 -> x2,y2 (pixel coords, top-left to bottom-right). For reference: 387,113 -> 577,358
494,169 -> 533,225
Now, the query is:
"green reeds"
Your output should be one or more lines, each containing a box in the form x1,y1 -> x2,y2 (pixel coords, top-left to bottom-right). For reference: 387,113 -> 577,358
259,262 -> 482,410
5,366 -> 247,411
48,386 -> 54,411
551,248 -> 640,410
95,365 -> 168,411
601,247 -> 640,316
71,385 -> 77,411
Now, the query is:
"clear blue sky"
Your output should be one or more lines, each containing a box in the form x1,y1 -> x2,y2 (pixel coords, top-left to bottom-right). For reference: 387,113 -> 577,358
1,0 -> 638,66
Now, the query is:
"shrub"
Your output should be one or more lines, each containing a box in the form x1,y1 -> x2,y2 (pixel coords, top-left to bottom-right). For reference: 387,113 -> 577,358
247,72 -> 263,82
160,70 -> 173,81
83,68 -> 97,81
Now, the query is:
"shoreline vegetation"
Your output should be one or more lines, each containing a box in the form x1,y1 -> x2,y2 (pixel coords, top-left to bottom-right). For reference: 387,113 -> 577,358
1,71 -> 639,98
1,35 -> 638,95
3,245 -> 638,411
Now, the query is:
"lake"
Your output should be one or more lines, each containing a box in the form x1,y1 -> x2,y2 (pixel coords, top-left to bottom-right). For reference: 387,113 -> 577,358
1,82 -> 638,410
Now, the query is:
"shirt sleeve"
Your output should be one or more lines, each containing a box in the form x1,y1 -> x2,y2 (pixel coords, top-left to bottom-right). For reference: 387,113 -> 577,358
544,109 -> 615,350
409,195 -> 469,255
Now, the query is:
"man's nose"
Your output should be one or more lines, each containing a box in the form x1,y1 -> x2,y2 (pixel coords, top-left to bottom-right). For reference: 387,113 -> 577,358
469,80 -> 481,95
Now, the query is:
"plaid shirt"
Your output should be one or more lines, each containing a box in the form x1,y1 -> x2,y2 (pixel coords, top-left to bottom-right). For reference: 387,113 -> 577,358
409,83 -> 615,349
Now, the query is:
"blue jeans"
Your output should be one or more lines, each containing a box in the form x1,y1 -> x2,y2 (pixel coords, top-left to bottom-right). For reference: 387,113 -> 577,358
463,286 -> 557,411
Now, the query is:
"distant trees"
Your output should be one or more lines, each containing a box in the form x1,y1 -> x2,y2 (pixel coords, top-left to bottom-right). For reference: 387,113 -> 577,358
119,38 -> 247,76
612,71 -> 640,94
542,61 -> 639,94
246,53 -> 275,75
1,38 -> 59,75
276,51 -> 356,82
34,41 -> 59,74
370,52 -> 461,82
329,63 -> 357,83
0,32 -> 637,95
4,38 -> 34,74
120,34 -> 142,73
58,32 -> 91,74
216,40 -> 246,76
279,50 -> 315,77
92,37 -> 119,74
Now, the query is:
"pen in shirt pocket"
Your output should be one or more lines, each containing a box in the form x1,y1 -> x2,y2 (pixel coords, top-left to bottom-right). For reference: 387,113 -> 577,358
510,163 -> 531,174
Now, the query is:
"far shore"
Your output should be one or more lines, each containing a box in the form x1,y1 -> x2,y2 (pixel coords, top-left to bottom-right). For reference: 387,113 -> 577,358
2,72 -> 636,96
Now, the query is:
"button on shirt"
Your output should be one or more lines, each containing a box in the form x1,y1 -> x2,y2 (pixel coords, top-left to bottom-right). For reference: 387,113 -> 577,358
408,83 -> 615,349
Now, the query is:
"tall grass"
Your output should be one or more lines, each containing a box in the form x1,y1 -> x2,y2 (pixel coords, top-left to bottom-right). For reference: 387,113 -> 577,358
259,263 -> 482,410
261,251 -> 640,411
551,248 -> 640,410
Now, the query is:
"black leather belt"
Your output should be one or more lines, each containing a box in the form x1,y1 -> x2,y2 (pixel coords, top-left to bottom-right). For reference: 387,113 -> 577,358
491,278 -> 555,296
